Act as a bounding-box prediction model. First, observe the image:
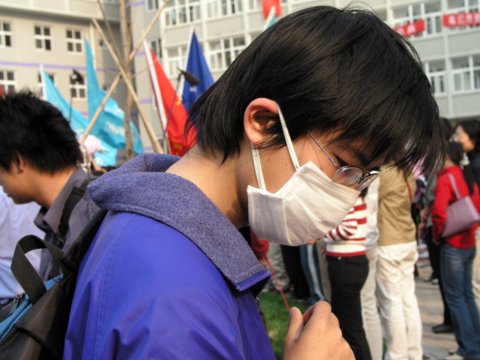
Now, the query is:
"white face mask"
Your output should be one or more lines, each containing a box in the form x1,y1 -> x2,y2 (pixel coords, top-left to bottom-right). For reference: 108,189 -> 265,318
247,105 -> 360,246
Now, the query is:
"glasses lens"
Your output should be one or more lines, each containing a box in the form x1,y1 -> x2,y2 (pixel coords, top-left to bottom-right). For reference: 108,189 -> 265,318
333,167 -> 363,187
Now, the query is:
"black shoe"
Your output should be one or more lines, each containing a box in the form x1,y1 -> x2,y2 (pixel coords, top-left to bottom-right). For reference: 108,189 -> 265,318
432,323 -> 453,334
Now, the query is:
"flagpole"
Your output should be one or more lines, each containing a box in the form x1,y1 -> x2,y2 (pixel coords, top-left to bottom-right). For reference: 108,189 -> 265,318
91,18 -> 163,154
80,0 -> 169,151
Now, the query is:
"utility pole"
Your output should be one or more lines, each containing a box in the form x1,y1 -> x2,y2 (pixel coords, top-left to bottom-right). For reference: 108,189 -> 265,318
119,0 -> 134,160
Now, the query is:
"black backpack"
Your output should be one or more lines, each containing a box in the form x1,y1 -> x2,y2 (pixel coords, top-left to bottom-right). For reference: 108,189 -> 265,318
0,209 -> 107,359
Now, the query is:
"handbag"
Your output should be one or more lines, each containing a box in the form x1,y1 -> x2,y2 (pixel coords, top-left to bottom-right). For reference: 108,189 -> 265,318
442,174 -> 480,238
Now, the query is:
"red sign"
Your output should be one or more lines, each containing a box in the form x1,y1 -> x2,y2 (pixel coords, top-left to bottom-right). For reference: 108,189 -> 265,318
442,12 -> 480,27
394,19 -> 426,37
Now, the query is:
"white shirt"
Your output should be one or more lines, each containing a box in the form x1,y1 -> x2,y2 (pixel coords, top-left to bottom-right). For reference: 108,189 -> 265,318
0,187 -> 44,303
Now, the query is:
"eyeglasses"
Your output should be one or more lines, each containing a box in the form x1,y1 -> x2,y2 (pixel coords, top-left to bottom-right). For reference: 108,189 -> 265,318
308,133 -> 379,191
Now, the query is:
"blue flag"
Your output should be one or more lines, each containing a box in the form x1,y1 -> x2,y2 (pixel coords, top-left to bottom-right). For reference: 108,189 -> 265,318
85,39 -> 143,166
181,31 -> 214,111
40,69 -> 117,167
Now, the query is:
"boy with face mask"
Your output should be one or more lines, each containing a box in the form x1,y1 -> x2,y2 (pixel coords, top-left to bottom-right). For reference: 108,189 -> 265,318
65,6 -> 445,359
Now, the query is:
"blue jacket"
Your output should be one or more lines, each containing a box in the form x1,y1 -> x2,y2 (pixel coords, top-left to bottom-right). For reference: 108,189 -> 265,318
64,154 -> 274,359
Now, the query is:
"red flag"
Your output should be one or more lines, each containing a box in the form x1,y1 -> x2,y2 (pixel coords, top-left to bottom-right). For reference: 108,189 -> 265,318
262,0 -> 281,19
144,43 -> 196,156
0,85 -> 3,97
394,19 -> 426,37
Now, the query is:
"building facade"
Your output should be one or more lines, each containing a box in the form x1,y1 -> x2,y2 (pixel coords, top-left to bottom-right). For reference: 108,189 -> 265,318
132,0 -> 479,145
0,0 -> 478,150
0,0 -> 123,116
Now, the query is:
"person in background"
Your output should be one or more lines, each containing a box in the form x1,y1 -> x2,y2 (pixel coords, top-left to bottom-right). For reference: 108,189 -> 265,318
431,141 -> 480,360
65,6 -> 444,359
325,189 -> 373,360
0,91 -> 99,281
454,119 -> 480,311
361,178 -> 383,360
0,186 -> 44,305
376,166 -> 423,360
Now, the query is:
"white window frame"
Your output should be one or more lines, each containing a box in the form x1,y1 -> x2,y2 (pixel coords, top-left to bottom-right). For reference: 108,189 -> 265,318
0,20 -> 12,48
208,36 -> 246,71
205,0 -> 242,19
37,72 -> 55,97
69,72 -> 86,99
0,70 -> 16,94
452,55 -> 480,93
66,29 -> 83,54
34,25 -> 52,51
166,45 -> 187,78
146,0 -> 159,11
446,0 -> 480,31
392,3 -> 443,37
424,61 -> 446,95
150,38 -> 162,59
164,0 -> 201,27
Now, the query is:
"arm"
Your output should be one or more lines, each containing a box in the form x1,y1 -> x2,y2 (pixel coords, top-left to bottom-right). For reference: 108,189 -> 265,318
325,211 -> 357,241
431,175 -> 452,243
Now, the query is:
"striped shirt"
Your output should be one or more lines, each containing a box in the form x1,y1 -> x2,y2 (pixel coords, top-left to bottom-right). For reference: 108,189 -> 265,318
324,197 -> 367,257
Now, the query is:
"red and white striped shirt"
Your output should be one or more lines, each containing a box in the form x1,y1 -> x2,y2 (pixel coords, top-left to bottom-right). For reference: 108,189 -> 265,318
324,197 -> 367,257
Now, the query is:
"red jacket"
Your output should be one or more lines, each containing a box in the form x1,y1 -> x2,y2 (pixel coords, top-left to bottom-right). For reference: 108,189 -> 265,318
431,165 -> 480,249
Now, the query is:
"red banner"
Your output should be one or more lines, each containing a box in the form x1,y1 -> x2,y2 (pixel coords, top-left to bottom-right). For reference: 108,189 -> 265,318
394,19 -> 426,37
442,12 -> 480,27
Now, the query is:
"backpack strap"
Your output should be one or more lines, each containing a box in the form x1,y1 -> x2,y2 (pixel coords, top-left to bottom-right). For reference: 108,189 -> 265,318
11,237 -> 67,304
56,178 -> 91,247
10,209 -> 108,304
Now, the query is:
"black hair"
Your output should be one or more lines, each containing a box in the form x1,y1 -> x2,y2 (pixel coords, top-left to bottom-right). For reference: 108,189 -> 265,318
441,118 -> 454,141
188,6 -> 444,174
447,141 -> 475,194
456,119 -> 480,152
0,90 -> 82,172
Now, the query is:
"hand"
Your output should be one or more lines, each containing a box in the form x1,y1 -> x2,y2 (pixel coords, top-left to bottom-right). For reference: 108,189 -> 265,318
283,301 -> 354,360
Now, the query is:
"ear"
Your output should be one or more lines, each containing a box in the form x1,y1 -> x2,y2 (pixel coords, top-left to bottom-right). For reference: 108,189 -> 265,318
243,98 -> 279,146
14,154 -> 26,174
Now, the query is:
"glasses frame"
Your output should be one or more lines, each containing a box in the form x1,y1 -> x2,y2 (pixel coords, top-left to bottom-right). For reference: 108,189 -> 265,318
307,132 -> 379,191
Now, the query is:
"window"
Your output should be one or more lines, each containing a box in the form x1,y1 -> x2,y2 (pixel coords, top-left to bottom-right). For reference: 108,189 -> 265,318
150,38 -> 162,59
208,36 -> 246,71
448,0 -> 479,11
0,70 -> 15,94
392,2 -> 443,37
147,0 -> 159,11
70,72 -> 86,99
66,29 -> 82,53
166,46 -> 187,77
452,55 -> 480,92
34,25 -> 52,51
205,0 -> 242,19
37,73 -> 55,97
446,0 -> 480,31
220,0 -> 242,16
164,0 -> 201,26
0,21 -> 12,48
424,60 -> 446,94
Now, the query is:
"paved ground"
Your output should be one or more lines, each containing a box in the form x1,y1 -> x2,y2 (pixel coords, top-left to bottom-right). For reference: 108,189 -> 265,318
416,245 -> 457,360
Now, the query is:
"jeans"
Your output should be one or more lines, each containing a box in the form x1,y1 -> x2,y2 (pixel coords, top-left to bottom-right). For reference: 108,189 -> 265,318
300,244 -> 325,303
441,244 -> 480,359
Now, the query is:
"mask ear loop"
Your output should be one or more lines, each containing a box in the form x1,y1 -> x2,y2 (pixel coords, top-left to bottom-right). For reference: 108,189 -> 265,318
250,103 -> 300,190
277,105 -> 300,171
251,145 -> 267,190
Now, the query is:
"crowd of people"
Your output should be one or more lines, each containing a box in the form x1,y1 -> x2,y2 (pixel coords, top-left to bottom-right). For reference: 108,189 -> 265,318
0,4 -> 478,360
